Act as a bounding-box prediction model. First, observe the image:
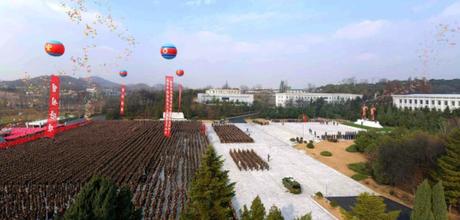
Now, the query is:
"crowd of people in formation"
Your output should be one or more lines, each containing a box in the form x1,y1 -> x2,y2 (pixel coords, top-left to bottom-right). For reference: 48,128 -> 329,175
213,124 -> 254,143
319,131 -> 358,140
0,183 -> 80,219
0,121 -> 209,220
307,129 -> 358,140
229,149 -> 269,171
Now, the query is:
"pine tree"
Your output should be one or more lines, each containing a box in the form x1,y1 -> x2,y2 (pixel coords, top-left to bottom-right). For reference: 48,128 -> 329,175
342,192 -> 400,220
250,196 -> 266,220
64,176 -> 140,220
295,212 -> 312,220
181,146 -> 236,220
240,205 -> 251,220
432,181 -> 448,220
266,205 -> 284,220
411,180 -> 434,220
436,129 -> 460,212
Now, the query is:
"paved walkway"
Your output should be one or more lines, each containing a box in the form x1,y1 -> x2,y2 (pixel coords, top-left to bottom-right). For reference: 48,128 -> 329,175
207,122 -> 373,220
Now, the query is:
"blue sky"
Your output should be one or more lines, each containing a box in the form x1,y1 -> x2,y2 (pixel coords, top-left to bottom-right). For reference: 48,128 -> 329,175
0,0 -> 459,88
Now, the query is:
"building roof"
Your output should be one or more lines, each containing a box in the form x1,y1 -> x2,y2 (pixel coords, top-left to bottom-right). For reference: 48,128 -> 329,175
276,92 -> 362,96
392,94 -> 460,98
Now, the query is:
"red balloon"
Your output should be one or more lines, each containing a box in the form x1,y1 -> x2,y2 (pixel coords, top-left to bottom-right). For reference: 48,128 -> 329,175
176,69 -> 184,77
119,70 -> 128,77
45,40 -> 65,57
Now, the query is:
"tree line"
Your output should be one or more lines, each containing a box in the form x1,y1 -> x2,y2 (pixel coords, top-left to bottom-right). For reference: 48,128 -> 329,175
352,128 -> 460,213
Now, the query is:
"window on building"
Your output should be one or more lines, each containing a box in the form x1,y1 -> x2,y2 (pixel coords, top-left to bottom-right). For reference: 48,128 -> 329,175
432,100 -> 435,105
452,101 -> 455,106
415,100 -> 418,104
438,100 -> 441,105
399,99 -> 402,104
445,101 -> 448,105
404,99 -> 407,104
409,99 -> 412,104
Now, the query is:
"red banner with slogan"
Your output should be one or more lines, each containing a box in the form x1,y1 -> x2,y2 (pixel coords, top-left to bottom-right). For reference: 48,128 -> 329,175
164,76 -> 174,137
120,84 -> 126,116
45,75 -> 60,138
302,114 -> 308,123
178,84 -> 183,112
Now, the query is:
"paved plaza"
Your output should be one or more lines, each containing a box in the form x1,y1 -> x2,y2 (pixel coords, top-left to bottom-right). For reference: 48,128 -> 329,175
206,122 -> 372,220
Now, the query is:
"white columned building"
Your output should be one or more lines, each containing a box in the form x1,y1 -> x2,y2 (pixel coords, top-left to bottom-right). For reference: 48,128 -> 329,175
392,94 -> 460,111
275,90 -> 362,107
197,89 -> 254,105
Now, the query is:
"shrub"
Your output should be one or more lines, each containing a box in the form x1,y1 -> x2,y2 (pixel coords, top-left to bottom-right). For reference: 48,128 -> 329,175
315,191 -> 323,198
347,162 -> 371,176
351,173 -> 368,181
341,192 -> 400,220
389,190 -> 395,196
330,200 -> 339,208
346,144 -> 359,152
306,142 -> 314,149
320,151 -> 332,157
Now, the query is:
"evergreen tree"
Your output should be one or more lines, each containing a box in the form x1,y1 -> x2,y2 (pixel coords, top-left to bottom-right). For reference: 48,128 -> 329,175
436,129 -> 460,212
250,195 -> 266,220
266,205 -> 284,220
342,192 -> 399,220
64,176 -> 141,220
411,180 -> 434,220
240,205 -> 251,220
181,146 -> 236,220
295,212 -> 312,220
432,181 -> 448,220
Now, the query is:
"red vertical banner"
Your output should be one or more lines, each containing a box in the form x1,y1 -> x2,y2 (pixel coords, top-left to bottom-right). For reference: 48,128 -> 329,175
200,123 -> 206,135
164,76 -> 174,138
178,84 -> 183,112
45,75 -> 60,138
120,84 -> 126,116
302,114 -> 308,123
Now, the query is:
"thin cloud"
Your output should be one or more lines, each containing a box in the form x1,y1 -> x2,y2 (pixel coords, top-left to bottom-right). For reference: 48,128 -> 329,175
335,20 -> 389,40
185,0 -> 216,6
440,1 -> 460,17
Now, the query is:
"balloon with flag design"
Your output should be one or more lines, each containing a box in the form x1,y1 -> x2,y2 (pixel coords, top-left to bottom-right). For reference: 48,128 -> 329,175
160,43 -> 177,59
45,40 -> 65,57
119,70 -> 128,77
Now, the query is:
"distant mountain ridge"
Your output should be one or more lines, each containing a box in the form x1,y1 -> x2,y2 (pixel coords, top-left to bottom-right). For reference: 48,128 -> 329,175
0,75 -> 163,92
314,78 -> 460,98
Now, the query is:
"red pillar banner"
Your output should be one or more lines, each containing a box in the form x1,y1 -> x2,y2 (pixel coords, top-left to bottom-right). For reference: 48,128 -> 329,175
178,84 -> 182,112
120,85 -> 126,116
164,76 -> 174,138
302,114 -> 308,123
45,75 -> 60,138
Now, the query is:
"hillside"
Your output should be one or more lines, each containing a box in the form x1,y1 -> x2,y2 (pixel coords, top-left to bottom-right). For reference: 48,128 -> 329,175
0,75 -> 160,92
314,78 -> 460,98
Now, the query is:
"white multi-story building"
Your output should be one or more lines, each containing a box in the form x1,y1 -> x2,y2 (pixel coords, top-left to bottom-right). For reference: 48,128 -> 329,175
197,89 -> 254,105
275,91 -> 362,107
392,94 -> 460,111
